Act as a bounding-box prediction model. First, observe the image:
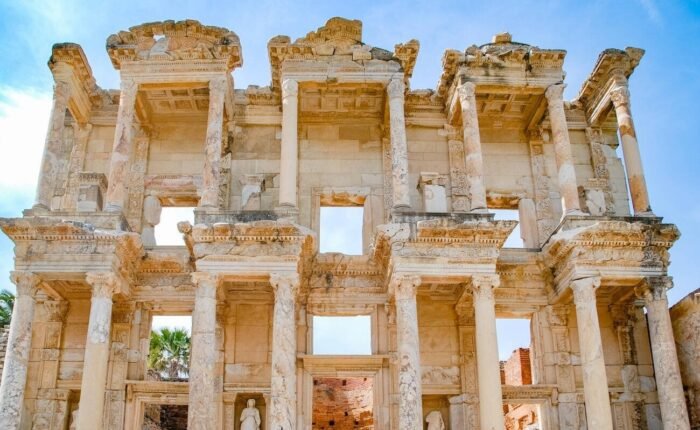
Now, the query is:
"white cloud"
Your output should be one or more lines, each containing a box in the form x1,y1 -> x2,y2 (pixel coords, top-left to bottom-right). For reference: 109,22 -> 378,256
636,0 -> 662,25
0,87 -> 52,188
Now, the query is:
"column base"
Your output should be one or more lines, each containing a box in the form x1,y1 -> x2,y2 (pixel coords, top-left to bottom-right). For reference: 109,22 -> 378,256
274,205 -> 299,221
103,203 -> 124,213
634,210 -> 656,217
30,203 -> 50,213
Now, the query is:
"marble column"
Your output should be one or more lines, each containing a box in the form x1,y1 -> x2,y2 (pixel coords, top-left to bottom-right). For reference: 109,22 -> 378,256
387,77 -> 411,210
76,272 -> 119,430
105,78 -> 138,212
0,272 -> 40,429
200,76 -> 227,209
279,79 -> 299,208
609,79 -> 652,215
34,81 -> 70,211
471,274 -> 504,430
636,277 -> 690,430
269,273 -> 300,430
570,276 -> 614,429
188,272 -> 220,430
457,81 -> 487,212
392,275 -> 423,429
544,84 -> 582,215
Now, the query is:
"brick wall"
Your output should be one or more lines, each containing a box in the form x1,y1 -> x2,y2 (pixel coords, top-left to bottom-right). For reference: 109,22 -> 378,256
503,348 -> 532,386
312,377 -> 373,430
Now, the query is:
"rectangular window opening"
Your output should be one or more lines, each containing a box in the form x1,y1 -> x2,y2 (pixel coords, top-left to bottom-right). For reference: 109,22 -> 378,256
154,207 -> 194,246
148,315 -> 192,381
312,315 -> 371,355
491,209 -> 524,248
319,206 -> 364,255
496,318 -> 533,385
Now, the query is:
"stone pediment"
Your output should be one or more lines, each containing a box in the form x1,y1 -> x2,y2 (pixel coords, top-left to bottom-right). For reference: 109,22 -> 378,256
106,19 -> 242,70
267,17 -> 419,92
438,32 -> 566,97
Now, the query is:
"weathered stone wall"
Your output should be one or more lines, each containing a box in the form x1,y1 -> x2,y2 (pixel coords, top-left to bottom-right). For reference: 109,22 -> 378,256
312,377 -> 373,430
503,348 -> 532,386
670,289 -> 700,429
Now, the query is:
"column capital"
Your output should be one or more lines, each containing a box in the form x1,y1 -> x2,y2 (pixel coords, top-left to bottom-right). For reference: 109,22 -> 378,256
270,272 -> 300,296
544,83 -> 566,103
281,78 -> 298,98
571,276 -> 601,304
609,302 -> 639,329
209,75 -> 228,93
443,124 -> 462,141
191,272 -> 221,296
119,78 -> 138,97
635,276 -> 672,303
387,77 -> 405,99
85,271 -> 119,299
390,274 -> 421,301
10,271 -> 41,297
470,274 -> 500,301
457,81 -> 476,100
43,300 -> 69,323
546,304 -> 571,327
609,83 -> 631,107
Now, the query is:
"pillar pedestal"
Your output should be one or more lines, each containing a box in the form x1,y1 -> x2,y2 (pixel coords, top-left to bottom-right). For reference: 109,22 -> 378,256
471,274 -> 504,430
0,272 -> 40,429
570,277 -> 614,430
76,272 -> 119,430
636,277 -> 691,430
188,272 -> 221,430
269,273 -> 300,430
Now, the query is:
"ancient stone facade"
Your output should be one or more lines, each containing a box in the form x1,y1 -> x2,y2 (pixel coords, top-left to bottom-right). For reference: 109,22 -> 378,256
670,289 -> 700,429
0,17 -> 692,430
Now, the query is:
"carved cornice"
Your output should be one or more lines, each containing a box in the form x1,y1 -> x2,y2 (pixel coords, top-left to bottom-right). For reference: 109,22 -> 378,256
49,43 -> 102,110
635,276 -> 673,304
106,19 -> 242,71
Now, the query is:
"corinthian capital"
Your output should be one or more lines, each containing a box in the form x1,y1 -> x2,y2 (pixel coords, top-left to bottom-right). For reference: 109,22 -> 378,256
570,276 -> 601,305
43,300 -> 69,323
635,276 -> 672,304
609,84 -> 631,107
457,81 -> 476,101
191,272 -> 220,298
281,78 -> 298,99
390,274 -> 421,301
470,274 -> 500,302
209,75 -> 228,94
85,272 -> 119,298
544,83 -> 566,103
10,271 -> 40,298
270,272 -> 300,298
387,77 -> 405,99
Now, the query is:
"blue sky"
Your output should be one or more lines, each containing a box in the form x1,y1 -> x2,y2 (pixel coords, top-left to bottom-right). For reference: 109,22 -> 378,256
0,0 -> 698,359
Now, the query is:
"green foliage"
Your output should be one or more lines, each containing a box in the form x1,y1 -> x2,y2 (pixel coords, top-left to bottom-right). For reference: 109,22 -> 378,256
148,327 -> 190,379
0,289 -> 15,327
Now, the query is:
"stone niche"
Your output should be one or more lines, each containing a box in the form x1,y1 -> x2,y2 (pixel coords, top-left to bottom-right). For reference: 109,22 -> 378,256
233,393 -> 266,430
312,377 -> 374,430
422,395 -> 450,430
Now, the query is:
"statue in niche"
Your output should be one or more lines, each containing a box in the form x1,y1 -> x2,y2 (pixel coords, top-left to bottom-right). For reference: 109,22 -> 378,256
425,410 -> 445,430
69,408 -> 79,430
240,398 -> 261,430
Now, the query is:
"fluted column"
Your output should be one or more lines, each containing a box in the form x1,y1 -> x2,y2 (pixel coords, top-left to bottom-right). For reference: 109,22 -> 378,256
387,77 -> 410,210
457,81 -> 487,212
279,79 -> 299,208
392,275 -> 423,429
105,79 -> 138,212
200,76 -> 227,209
471,274 -> 504,430
188,272 -> 220,430
0,272 -> 40,429
269,273 -> 300,430
34,81 -> 70,210
609,78 -> 652,215
636,277 -> 690,430
570,277 -> 613,429
76,272 -> 119,430
545,84 -> 582,215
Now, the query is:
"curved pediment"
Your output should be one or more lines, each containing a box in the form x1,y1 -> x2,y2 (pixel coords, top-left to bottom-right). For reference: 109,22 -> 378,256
106,19 -> 242,70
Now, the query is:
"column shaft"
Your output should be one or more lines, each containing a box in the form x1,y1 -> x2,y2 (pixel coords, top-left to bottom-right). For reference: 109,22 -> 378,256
458,82 -> 487,212
269,273 -> 299,430
105,79 -> 138,212
637,277 -> 690,430
387,78 -> 410,210
0,272 -> 39,429
279,79 -> 299,208
545,84 -> 582,215
34,81 -> 70,210
188,273 -> 220,430
471,275 -> 504,430
571,277 -> 613,429
77,272 -> 118,430
200,76 -> 227,208
393,275 -> 423,429
610,82 -> 651,214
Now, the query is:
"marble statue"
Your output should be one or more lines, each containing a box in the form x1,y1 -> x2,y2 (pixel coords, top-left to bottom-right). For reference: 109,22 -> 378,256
425,410 -> 445,430
240,398 -> 261,430
69,408 -> 79,430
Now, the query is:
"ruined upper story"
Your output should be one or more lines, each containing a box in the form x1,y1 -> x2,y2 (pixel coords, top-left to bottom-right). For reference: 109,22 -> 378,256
25,18 -> 656,257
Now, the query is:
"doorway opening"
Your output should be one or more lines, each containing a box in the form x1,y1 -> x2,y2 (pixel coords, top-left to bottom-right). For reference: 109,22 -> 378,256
143,404 -> 188,430
312,377 -> 374,430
